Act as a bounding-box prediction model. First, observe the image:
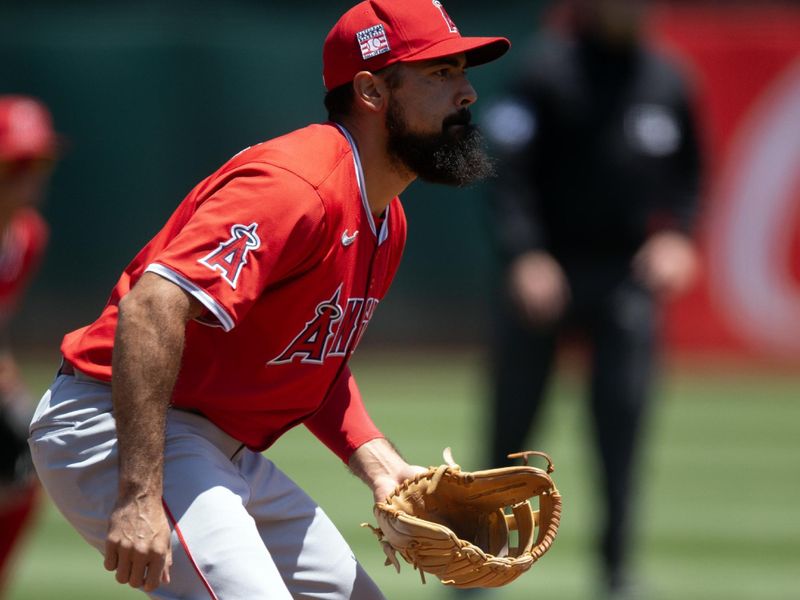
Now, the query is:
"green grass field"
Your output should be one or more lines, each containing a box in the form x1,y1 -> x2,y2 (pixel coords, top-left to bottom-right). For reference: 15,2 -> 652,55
5,350 -> 799,599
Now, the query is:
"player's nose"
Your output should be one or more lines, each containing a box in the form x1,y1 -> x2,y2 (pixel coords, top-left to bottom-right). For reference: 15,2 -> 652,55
458,77 -> 478,108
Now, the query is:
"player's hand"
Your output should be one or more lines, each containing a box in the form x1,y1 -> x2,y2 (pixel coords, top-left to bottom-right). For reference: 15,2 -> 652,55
104,493 -> 173,592
349,438 -> 428,503
508,251 -> 570,326
371,463 -> 429,504
633,231 -> 698,299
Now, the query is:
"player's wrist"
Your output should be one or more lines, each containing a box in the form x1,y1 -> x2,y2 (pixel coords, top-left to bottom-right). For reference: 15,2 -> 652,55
349,438 -> 410,492
116,480 -> 164,503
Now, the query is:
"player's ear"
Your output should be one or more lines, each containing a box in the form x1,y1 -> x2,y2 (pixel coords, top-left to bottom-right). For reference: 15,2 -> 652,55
352,71 -> 387,113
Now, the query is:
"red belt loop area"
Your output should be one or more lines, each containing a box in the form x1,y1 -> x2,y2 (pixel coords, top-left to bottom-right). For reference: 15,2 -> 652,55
58,359 -> 110,386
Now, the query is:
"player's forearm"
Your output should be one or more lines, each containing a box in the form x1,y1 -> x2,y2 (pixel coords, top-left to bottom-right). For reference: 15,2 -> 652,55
111,276 -> 193,500
349,438 -> 403,483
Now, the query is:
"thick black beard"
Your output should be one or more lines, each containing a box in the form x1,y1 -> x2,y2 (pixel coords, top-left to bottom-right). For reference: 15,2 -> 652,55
385,100 -> 495,187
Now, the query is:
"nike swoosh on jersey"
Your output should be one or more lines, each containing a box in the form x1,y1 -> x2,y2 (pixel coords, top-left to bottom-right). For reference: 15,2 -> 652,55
341,230 -> 359,246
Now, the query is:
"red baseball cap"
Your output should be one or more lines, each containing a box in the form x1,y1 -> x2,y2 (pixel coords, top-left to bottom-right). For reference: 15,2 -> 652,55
323,0 -> 510,91
0,95 -> 58,162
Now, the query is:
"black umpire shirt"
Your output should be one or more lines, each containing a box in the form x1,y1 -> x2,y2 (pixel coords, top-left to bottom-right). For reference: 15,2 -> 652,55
484,31 -> 702,265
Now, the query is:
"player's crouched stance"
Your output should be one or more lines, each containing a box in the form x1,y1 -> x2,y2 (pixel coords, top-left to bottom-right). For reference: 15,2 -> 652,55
29,1 -> 509,598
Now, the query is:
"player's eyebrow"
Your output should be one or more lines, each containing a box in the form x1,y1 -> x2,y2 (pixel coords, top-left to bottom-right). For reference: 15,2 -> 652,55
416,55 -> 468,70
435,56 -> 463,67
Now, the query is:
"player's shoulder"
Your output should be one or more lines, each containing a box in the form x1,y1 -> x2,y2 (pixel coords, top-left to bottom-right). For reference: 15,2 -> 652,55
228,123 -> 352,189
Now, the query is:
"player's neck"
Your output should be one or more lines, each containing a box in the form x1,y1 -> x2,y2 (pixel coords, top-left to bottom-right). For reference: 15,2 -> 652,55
337,118 -> 416,214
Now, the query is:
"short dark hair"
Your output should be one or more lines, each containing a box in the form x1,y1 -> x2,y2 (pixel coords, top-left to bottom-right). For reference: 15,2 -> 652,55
324,84 -> 355,122
324,63 -> 405,122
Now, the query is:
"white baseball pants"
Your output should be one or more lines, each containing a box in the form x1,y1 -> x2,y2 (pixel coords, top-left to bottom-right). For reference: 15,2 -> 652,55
29,370 -> 385,599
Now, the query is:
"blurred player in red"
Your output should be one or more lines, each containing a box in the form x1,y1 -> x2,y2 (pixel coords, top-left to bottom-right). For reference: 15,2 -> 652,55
0,95 -> 57,592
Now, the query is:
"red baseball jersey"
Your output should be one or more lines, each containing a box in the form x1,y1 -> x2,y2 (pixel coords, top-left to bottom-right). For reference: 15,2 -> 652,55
0,207 -> 48,324
61,123 -> 407,461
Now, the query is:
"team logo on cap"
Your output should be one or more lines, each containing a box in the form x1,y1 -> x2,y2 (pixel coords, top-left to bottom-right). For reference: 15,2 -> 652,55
357,24 -> 391,60
433,1 -> 458,33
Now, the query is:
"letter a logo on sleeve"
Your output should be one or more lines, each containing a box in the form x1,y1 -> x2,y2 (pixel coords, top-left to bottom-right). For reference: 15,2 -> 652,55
199,223 -> 261,289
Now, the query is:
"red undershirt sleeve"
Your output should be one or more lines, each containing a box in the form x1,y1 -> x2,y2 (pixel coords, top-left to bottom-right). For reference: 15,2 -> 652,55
304,366 -> 384,464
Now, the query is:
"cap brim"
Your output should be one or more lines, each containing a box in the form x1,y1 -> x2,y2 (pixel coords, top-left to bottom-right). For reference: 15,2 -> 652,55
402,36 -> 510,68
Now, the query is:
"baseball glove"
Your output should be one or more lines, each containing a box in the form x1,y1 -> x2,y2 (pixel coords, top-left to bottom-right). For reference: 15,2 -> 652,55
363,448 -> 561,588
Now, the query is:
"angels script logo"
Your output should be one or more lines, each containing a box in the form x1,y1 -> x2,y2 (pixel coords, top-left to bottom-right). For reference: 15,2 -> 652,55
269,285 -> 380,365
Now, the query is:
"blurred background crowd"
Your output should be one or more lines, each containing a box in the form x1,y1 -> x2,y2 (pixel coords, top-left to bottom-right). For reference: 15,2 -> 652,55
0,0 -> 797,599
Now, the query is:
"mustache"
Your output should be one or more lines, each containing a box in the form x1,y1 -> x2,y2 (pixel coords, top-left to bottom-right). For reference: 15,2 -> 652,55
442,108 -> 473,130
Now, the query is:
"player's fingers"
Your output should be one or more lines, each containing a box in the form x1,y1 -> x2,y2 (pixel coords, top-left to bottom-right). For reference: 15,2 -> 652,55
103,540 -> 119,572
114,545 -> 133,585
160,547 -> 173,585
143,551 -> 166,592
128,549 -> 150,589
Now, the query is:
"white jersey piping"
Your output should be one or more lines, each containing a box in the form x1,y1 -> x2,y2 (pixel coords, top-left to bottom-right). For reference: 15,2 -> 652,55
145,263 -> 235,332
333,123 -> 390,245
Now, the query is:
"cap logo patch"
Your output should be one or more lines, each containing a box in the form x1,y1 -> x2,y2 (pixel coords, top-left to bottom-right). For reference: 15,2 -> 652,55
433,1 -> 458,34
357,24 -> 391,60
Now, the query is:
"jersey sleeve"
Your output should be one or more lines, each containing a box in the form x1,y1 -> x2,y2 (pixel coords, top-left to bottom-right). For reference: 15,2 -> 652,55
146,163 -> 328,330
304,367 -> 384,464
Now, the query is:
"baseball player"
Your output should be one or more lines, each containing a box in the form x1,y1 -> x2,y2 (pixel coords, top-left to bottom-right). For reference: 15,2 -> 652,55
28,1 -> 509,598
0,95 -> 57,591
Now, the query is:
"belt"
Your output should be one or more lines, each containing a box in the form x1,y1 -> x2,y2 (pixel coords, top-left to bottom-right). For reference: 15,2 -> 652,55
58,359 -> 108,385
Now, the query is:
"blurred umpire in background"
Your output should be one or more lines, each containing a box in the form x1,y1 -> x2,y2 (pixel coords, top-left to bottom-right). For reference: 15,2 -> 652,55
482,0 -> 702,597
0,95 -> 57,592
